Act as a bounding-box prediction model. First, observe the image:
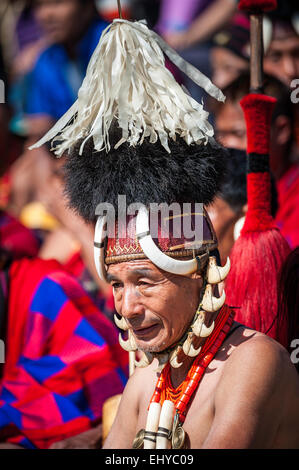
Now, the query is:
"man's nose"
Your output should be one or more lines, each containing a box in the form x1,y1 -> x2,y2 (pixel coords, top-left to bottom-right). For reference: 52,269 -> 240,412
121,286 -> 144,320
222,135 -> 247,151
36,5 -> 57,24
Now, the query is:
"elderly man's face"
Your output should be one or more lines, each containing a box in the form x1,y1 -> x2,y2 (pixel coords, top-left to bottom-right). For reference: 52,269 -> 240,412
107,260 -> 202,353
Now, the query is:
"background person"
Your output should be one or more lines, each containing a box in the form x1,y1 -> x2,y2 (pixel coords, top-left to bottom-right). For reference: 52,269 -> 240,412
210,72 -> 299,249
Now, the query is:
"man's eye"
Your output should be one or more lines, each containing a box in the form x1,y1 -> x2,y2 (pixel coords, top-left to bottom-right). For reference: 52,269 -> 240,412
138,280 -> 151,286
112,283 -> 122,289
268,53 -> 281,63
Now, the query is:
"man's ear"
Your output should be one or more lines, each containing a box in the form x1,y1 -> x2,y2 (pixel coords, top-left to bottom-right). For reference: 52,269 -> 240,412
191,271 -> 204,291
191,271 -> 203,280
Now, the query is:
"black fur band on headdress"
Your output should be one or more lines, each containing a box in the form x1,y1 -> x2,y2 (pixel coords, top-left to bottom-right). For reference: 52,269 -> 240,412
63,129 -> 227,223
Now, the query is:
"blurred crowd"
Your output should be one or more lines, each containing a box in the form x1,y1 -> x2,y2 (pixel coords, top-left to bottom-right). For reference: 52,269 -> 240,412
0,0 -> 298,449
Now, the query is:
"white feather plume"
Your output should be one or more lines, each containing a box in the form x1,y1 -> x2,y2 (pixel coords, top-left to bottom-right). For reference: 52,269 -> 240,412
30,20 -> 225,156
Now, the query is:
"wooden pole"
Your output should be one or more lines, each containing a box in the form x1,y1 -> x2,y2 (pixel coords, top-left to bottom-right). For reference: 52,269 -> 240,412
250,14 -> 264,93
117,0 -> 123,19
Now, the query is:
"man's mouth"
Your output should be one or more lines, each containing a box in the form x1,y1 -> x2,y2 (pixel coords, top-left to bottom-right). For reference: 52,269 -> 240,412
132,324 -> 160,338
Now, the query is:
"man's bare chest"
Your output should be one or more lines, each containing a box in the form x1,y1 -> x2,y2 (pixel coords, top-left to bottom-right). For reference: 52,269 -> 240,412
135,361 -> 223,449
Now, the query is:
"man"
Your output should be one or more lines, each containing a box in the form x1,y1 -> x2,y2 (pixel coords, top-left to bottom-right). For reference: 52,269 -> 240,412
31,17 -> 299,449
263,6 -> 299,160
211,72 -> 299,249
210,12 -> 250,90
263,14 -> 299,88
207,148 -> 278,265
69,136 -> 297,448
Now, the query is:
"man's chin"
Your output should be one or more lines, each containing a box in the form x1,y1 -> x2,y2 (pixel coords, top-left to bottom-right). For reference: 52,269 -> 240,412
138,345 -> 163,353
136,338 -> 169,354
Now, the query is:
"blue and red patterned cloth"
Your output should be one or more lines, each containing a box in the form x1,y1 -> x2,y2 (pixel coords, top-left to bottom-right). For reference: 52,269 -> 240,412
0,257 -> 128,449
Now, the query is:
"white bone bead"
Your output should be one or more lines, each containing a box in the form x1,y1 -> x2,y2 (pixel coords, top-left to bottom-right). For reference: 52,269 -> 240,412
156,400 -> 175,449
144,402 -> 161,449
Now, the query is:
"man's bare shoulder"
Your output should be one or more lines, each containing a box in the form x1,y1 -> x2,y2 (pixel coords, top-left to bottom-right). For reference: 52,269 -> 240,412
222,327 -> 295,378
202,328 -> 299,448
217,326 -> 299,405
227,327 -> 292,365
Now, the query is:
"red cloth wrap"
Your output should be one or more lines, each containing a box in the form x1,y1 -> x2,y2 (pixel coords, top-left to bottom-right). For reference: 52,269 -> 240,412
238,0 -> 277,12
240,94 -> 277,155
242,172 -> 277,233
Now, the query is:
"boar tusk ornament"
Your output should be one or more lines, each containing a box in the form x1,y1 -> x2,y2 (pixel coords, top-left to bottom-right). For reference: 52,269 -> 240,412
114,314 -> 129,331
206,256 -> 230,284
201,284 -> 226,313
169,346 -> 183,369
182,332 -> 202,357
118,332 -> 138,352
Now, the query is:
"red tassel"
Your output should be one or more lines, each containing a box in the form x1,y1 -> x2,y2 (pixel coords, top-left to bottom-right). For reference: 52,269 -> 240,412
227,91 -> 290,347
240,94 -> 277,155
238,0 -> 277,13
226,229 -> 290,346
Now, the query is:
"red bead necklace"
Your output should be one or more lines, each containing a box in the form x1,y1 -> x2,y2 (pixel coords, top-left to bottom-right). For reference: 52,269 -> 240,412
150,305 -> 235,424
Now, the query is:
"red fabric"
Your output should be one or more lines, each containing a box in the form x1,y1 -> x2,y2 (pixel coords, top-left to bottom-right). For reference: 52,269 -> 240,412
0,174 -> 11,208
0,211 -> 39,259
63,250 -> 84,278
238,0 -> 277,12
275,163 -> 299,249
226,229 -> 290,346
240,94 -> 276,155
242,172 -> 277,233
